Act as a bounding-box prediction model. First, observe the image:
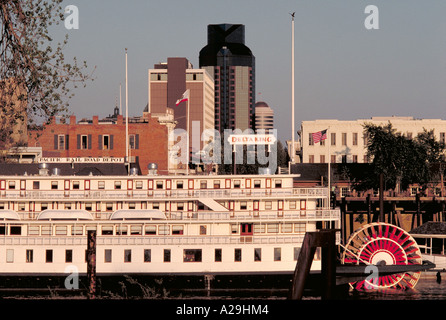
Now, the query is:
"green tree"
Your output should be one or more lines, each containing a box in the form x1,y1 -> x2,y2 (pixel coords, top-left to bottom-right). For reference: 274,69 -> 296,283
360,123 -> 446,192
0,0 -> 93,150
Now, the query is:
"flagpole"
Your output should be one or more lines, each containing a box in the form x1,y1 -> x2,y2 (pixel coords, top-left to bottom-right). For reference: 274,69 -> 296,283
186,95 -> 190,175
327,127 -> 331,208
291,12 -> 296,165
125,48 -> 129,174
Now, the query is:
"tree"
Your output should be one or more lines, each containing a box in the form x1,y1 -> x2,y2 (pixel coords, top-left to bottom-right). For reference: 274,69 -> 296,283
0,0 -> 93,150
359,123 -> 446,192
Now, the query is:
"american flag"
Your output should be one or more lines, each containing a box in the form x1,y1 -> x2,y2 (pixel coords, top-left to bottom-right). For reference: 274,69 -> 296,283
312,129 -> 327,144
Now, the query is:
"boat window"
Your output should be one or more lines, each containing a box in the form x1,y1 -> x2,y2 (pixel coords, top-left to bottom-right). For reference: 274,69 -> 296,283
159,225 -> 170,235
267,223 -> 279,233
173,225 -> 184,235
65,250 -> 73,263
274,248 -> 282,261
26,250 -> 33,263
254,180 -> 261,188
234,180 -> 241,188
135,181 -> 143,189
234,248 -> 242,262
98,181 -> 105,189
6,249 -> 14,263
51,181 -> 58,190
199,225 -> 206,235
130,225 -> 142,235
73,181 -> 80,190
72,225 -> 83,236
254,248 -> 262,262
33,181 -> 40,190
124,249 -> 132,262
55,226 -> 67,236
282,223 -> 293,233
275,180 -> 282,188
144,249 -> 151,262
294,247 -> 301,261
104,249 -> 112,263
156,181 -> 163,189
28,225 -> 40,236
183,249 -> 202,262
145,225 -> 156,235
41,225 -> 52,235
101,225 -> 114,235
213,180 -> 220,189
294,223 -> 306,234
46,250 -> 53,263
176,181 -> 183,189
8,181 -> 16,189
164,249 -> 171,262
116,225 -> 128,235
114,181 -> 121,190
253,224 -> 265,234
215,249 -> 222,262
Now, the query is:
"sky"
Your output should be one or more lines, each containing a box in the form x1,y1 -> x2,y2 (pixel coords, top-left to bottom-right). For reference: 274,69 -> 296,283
55,0 -> 446,144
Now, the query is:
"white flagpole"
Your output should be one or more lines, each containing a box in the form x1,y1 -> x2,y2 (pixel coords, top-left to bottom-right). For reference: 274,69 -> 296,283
327,127 -> 331,208
125,49 -> 129,173
291,12 -> 295,164
186,94 -> 190,175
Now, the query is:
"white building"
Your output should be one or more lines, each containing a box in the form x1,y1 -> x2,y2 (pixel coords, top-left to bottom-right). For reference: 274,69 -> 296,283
301,117 -> 446,164
254,101 -> 274,133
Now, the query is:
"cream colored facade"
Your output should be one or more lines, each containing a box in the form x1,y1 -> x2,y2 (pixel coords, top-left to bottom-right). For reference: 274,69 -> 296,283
301,117 -> 446,164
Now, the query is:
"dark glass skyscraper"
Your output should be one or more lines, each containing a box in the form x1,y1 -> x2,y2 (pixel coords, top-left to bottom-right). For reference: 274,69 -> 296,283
199,24 -> 255,134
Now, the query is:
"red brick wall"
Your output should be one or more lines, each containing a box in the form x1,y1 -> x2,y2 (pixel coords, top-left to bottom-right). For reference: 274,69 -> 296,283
28,114 -> 169,175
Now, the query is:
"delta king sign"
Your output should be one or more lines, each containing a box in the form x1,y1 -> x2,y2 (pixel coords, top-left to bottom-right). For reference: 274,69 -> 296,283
228,134 -> 276,146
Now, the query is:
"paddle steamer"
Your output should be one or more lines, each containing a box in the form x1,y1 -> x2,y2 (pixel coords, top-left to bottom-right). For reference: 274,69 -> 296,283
0,163 -> 340,279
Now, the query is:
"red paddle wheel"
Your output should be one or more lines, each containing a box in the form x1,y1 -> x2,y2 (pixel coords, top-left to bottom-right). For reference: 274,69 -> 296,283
341,222 -> 422,290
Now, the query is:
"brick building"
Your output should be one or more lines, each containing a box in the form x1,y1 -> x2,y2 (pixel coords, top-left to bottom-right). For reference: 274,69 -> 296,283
28,113 -> 169,175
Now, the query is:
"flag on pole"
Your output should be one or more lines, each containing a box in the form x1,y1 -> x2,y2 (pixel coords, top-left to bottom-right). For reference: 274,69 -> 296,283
175,89 -> 190,106
312,129 -> 327,144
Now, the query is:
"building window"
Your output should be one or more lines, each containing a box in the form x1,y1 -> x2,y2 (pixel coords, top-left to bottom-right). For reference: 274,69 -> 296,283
320,155 -> 325,163
352,155 -> 358,163
342,155 -> 347,163
183,249 -> 202,262
124,249 -> 132,263
58,135 -> 66,150
331,155 -> 336,163
441,132 -> 446,144
342,133 -> 347,146
26,249 -> 33,263
234,248 -> 242,262
129,134 -> 139,149
254,248 -> 262,262
215,249 -> 222,262
331,133 -> 336,146
144,249 -> 151,262
308,155 -> 314,163
104,249 -> 112,263
309,133 -> 314,146
46,250 -> 53,263
353,133 -> 358,146
103,135 -> 110,150
81,135 -> 89,149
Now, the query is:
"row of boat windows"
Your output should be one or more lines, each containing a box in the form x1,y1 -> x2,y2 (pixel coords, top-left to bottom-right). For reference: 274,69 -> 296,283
0,199 -> 309,212
0,223 -> 308,236
4,247 -> 320,264
0,178 -> 285,191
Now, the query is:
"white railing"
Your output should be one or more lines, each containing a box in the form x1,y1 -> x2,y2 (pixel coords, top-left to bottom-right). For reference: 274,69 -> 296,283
0,187 -> 328,200
0,234 -> 306,246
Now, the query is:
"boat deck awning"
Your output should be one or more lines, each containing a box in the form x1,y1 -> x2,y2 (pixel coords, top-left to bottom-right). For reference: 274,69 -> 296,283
0,210 -> 21,221
37,210 -> 94,221
110,209 -> 167,221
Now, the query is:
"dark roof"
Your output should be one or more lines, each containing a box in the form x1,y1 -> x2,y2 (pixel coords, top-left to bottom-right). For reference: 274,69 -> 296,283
0,163 -> 129,176
410,222 -> 446,235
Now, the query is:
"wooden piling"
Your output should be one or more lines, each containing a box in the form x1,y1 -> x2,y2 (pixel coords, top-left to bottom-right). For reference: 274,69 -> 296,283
291,229 -> 337,300
87,230 -> 97,299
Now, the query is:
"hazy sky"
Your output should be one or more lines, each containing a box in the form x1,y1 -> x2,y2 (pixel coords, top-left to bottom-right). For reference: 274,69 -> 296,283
56,0 -> 446,144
